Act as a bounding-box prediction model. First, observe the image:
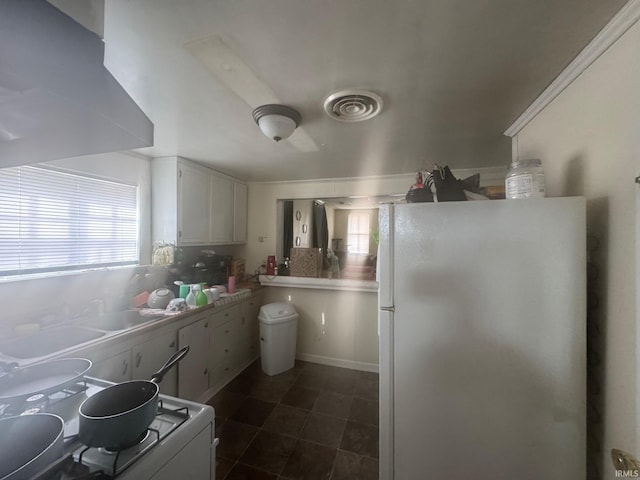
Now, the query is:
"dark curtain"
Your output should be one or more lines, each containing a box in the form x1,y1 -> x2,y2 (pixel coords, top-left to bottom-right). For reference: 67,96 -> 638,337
312,202 -> 329,268
282,200 -> 293,259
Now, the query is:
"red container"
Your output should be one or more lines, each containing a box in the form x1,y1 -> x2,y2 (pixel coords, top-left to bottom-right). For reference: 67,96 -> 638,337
266,256 -> 276,275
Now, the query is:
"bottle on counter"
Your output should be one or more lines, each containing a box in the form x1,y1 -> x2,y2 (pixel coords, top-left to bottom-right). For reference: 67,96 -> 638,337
194,284 -> 208,307
227,276 -> 236,294
185,285 -> 197,308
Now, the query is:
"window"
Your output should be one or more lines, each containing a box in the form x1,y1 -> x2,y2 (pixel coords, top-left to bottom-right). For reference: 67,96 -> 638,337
347,211 -> 370,254
0,165 -> 139,278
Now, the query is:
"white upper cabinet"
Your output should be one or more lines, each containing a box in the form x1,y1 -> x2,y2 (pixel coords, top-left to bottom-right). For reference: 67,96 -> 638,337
179,162 -> 212,245
233,182 -> 248,243
152,156 -> 247,246
210,173 -> 233,244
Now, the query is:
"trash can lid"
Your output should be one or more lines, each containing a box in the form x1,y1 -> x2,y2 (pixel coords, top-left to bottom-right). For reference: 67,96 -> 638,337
259,302 -> 298,324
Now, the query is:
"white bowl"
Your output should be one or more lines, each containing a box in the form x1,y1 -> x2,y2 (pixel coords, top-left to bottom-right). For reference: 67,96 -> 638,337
148,288 -> 175,309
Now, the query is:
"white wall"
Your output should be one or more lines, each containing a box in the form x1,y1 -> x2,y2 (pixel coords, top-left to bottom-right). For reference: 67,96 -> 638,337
512,19 -> 640,479
263,286 -> 379,370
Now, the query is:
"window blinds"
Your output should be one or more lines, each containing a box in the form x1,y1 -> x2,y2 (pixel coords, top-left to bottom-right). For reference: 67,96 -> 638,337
347,211 -> 370,254
0,165 -> 139,277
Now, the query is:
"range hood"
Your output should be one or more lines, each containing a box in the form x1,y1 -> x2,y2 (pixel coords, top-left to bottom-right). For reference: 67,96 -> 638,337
0,0 -> 153,168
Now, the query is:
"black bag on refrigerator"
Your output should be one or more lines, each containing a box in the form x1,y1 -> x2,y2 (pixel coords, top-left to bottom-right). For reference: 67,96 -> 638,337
432,165 -> 467,202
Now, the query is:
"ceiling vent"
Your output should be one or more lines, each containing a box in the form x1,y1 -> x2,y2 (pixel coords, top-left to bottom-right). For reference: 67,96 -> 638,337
323,89 -> 383,122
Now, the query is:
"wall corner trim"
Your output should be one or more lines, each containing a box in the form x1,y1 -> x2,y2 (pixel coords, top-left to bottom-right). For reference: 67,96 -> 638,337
504,0 -> 640,138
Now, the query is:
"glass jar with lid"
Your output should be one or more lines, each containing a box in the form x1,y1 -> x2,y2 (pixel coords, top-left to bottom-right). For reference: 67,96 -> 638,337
505,159 -> 546,199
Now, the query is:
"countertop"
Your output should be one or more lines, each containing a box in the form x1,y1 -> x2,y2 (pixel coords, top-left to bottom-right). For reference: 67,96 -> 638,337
259,275 -> 378,292
0,286 -> 264,367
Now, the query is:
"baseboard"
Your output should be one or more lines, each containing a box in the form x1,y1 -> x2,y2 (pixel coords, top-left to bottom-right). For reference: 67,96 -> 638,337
296,353 -> 379,373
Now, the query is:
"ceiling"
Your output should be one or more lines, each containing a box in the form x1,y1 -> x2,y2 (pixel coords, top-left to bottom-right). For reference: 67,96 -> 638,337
54,0 -> 626,182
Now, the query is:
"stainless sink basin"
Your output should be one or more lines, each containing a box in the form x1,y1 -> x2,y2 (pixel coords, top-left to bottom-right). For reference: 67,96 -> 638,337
77,310 -> 162,331
0,326 -> 106,359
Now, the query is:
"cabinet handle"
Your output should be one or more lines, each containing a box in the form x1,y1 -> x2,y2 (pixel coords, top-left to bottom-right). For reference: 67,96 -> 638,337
205,322 -> 209,328
169,341 -> 175,348
224,367 -> 229,372
179,230 -> 182,239
225,330 -> 229,334
122,360 -> 129,376
135,352 -> 142,368
204,368 -> 208,375
224,348 -> 229,353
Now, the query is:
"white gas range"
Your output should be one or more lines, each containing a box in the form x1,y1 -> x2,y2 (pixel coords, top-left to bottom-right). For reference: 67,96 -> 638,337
1,377 -> 217,480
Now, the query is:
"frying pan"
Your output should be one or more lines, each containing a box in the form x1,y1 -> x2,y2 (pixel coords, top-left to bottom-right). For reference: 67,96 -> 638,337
78,346 -> 189,450
0,358 -> 92,404
0,413 -> 64,480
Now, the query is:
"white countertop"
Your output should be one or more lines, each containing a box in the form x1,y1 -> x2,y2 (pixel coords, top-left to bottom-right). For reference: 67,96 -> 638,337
259,275 -> 378,293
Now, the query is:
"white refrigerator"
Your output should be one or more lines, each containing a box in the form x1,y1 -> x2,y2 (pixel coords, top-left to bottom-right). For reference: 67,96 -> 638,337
378,197 -> 586,480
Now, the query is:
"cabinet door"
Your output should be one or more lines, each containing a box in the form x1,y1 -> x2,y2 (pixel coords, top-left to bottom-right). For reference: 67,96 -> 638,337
233,182 -> 247,243
91,350 -> 132,383
132,331 -> 178,396
241,293 -> 263,361
210,174 -> 233,243
178,162 -> 211,245
178,317 -> 210,401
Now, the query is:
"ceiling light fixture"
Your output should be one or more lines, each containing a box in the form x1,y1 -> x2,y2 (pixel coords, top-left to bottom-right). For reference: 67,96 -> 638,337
252,104 -> 301,142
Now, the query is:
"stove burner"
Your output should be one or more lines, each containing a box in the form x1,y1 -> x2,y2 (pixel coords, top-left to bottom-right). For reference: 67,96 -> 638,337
6,378 -> 204,480
100,431 -> 150,454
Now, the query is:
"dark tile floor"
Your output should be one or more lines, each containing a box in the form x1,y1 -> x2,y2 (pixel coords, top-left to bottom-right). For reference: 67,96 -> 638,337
208,360 -> 379,480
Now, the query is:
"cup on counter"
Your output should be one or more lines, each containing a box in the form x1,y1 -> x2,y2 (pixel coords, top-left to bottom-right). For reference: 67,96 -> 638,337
227,276 -> 236,294
204,288 -> 220,304
178,284 -> 190,299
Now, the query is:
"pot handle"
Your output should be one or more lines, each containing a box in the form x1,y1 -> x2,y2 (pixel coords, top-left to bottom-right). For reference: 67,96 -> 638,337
150,346 -> 189,384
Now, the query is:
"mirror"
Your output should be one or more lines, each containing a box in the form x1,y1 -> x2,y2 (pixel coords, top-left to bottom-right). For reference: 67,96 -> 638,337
277,194 -> 403,280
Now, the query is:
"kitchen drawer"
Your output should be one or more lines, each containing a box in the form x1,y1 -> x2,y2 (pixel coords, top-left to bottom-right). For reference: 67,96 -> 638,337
210,318 -> 240,364
211,304 -> 241,328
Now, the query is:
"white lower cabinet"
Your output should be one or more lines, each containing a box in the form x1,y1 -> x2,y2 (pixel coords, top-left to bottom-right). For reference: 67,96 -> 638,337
210,306 -> 241,391
87,294 -> 265,401
241,292 -> 263,361
91,350 -> 132,383
209,296 -> 262,393
178,314 -> 210,401
132,331 -> 178,396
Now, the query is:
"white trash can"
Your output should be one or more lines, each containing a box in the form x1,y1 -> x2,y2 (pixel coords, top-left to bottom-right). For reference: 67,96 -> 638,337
259,302 -> 298,376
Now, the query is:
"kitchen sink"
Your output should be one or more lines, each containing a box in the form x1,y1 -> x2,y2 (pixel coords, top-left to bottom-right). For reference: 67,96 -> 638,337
0,326 -> 106,359
76,310 -> 163,331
